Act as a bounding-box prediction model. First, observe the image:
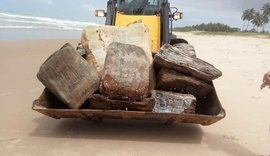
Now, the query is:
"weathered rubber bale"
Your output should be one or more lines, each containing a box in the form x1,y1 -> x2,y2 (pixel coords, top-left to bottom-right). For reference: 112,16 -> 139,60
89,94 -> 155,111
100,42 -> 151,101
37,43 -> 100,109
157,68 -> 214,98
154,44 -> 222,82
152,90 -> 196,114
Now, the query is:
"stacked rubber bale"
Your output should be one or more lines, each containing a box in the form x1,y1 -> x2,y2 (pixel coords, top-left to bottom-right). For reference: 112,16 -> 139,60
37,22 -> 156,111
36,21 -> 222,114
37,43 -> 100,109
152,44 -> 222,114
81,21 -> 156,111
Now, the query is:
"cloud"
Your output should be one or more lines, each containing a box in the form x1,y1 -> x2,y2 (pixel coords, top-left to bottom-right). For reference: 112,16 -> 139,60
223,0 -> 269,11
190,18 -> 202,23
170,0 -> 270,28
82,3 -> 96,11
37,0 -> 53,5
1,0 -> 268,29
172,0 -> 269,13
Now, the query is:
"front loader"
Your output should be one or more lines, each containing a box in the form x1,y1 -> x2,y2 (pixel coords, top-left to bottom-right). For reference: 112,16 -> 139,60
33,0 -> 225,125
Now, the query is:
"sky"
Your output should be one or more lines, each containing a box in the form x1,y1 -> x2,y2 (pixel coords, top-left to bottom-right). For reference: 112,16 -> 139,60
0,0 -> 270,29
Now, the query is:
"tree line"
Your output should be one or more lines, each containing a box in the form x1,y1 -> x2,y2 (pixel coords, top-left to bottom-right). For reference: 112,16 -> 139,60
174,23 -> 240,32
241,2 -> 270,32
174,2 -> 270,33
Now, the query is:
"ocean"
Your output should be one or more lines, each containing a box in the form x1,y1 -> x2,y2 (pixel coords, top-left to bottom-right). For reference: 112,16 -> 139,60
0,12 -> 98,40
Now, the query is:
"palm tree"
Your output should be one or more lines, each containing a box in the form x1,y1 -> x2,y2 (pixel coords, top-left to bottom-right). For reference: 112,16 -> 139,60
251,12 -> 263,31
261,2 -> 270,32
245,8 -> 255,31
262,14 -> 269,32
262,2 -> 270,16
241,9 -> 249,31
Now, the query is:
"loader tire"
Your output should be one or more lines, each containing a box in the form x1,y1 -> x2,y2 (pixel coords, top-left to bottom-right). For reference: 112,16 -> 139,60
173,43 -> 197,58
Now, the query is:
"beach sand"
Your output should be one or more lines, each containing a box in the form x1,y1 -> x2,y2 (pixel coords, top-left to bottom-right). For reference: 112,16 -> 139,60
0,34 -> 270,156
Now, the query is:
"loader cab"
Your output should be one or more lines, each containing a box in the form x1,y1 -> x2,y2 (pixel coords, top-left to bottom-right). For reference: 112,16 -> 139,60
116,0 -> 165,15
95,0 -> 183,53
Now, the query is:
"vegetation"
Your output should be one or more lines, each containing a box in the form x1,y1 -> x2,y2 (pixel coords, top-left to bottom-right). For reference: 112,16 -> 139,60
241,8 -> 255,30
241,2 -> 270,32
192,31 -> 270,39
174,23 -> 240,32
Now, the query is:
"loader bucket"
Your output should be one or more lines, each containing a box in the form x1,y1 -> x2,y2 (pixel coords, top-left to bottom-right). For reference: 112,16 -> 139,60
32,82 -> 225,126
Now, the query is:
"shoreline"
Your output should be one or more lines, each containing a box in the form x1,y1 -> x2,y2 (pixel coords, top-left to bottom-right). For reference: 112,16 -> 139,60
0,28 -> 82,41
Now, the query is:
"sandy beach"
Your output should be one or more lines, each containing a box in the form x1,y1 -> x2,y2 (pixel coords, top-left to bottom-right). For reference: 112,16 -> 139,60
0,33 -> 270,156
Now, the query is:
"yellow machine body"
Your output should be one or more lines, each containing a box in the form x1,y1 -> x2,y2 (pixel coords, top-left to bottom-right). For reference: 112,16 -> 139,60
115,11 -> 161,53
